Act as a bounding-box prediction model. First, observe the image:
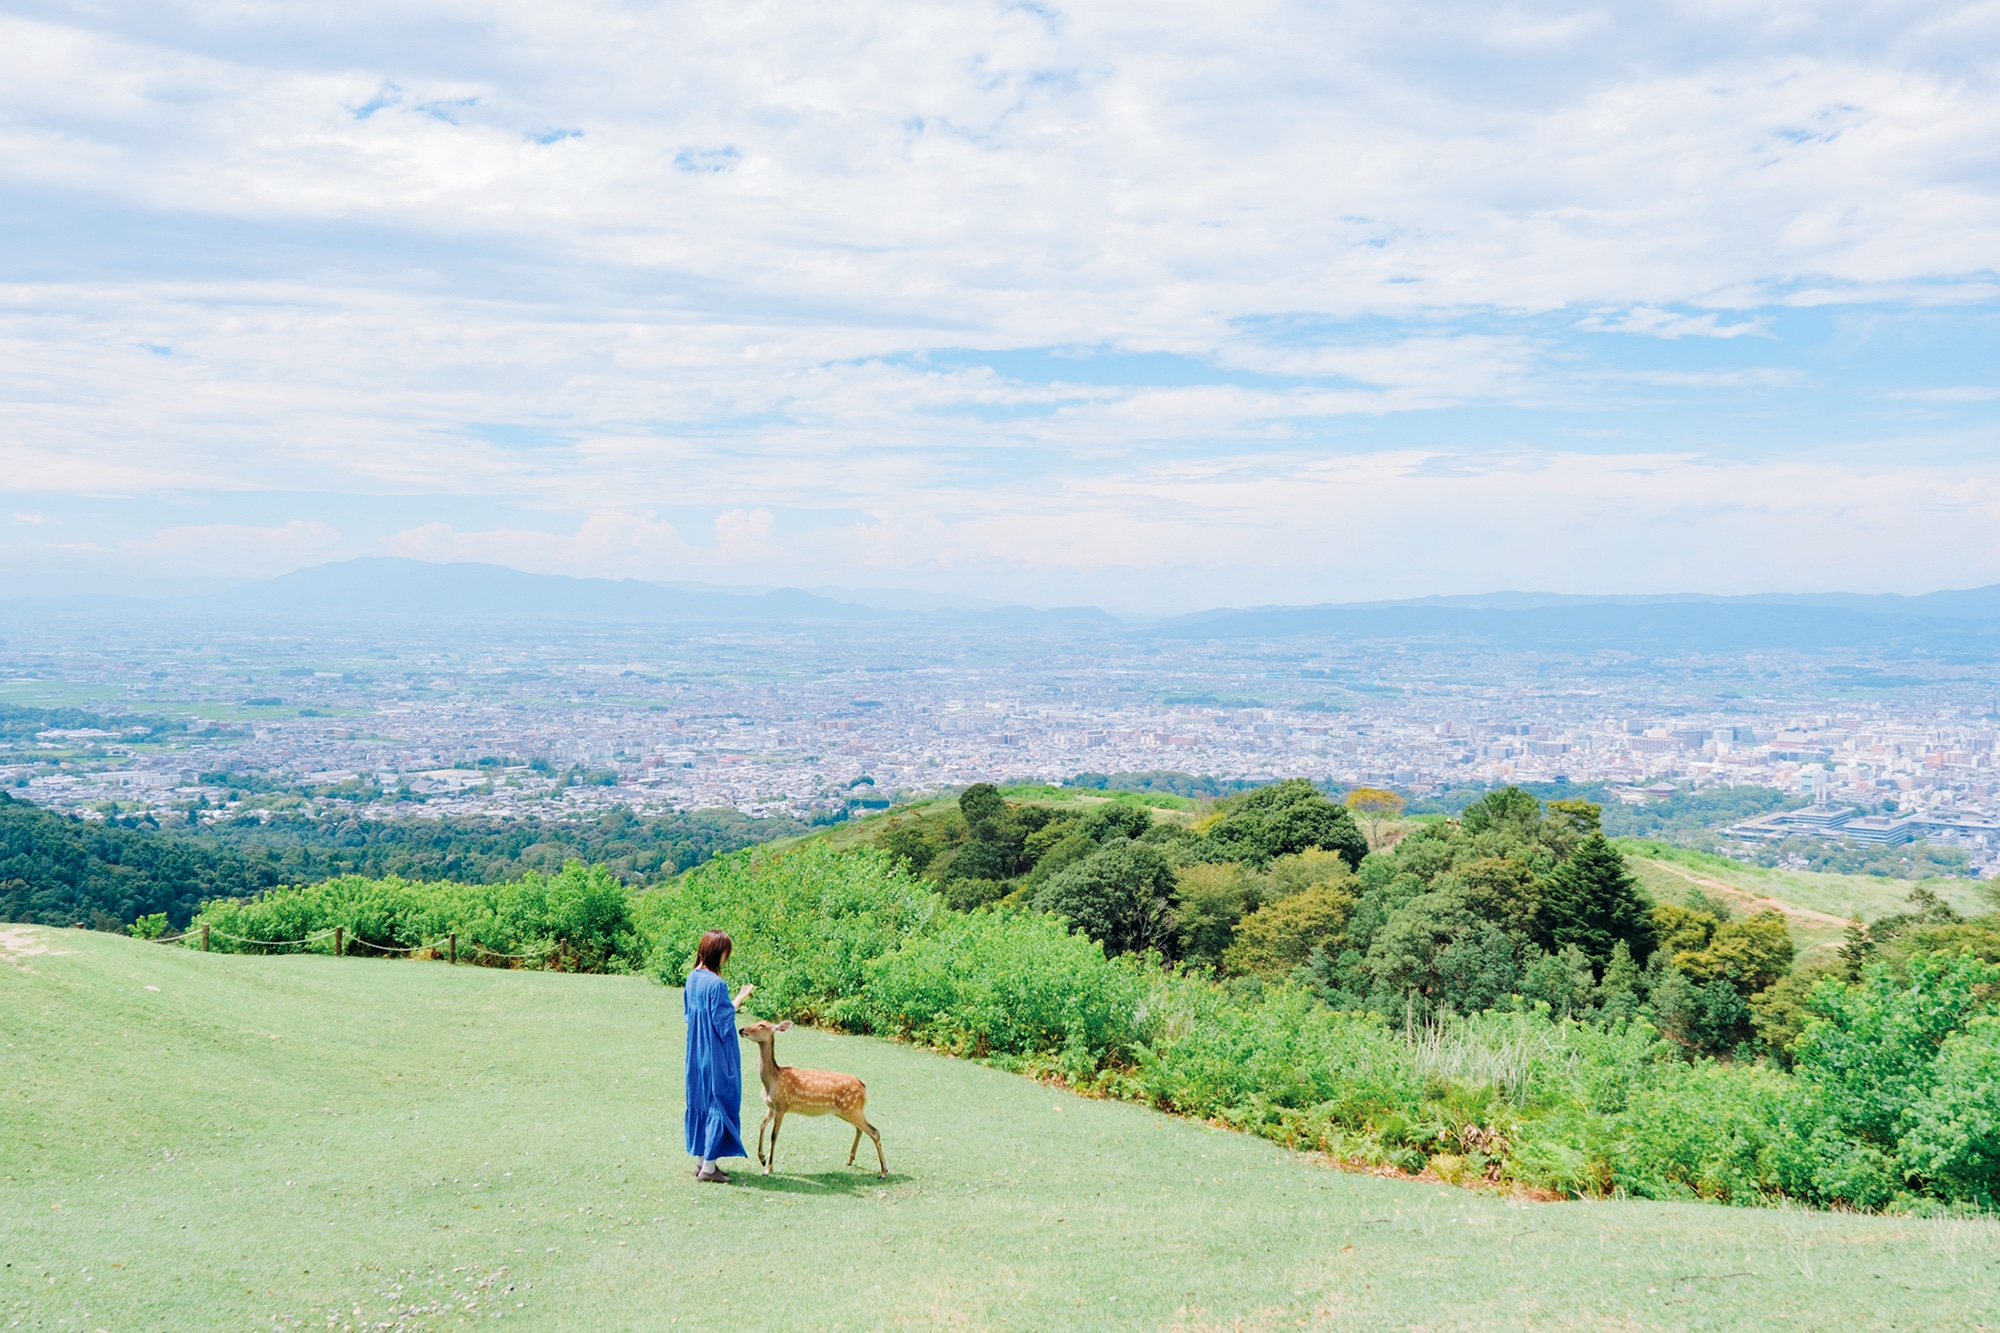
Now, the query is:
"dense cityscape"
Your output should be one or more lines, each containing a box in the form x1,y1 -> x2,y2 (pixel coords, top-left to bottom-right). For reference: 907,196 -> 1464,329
8,609 -> 1998,873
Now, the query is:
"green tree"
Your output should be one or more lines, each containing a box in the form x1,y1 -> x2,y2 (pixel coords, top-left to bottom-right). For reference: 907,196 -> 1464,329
1898,1017 -> 2000,1205
1460,786 -> 1542,837
1196,779 -> 1367,870
1173,862 -> 1258,966
1541,799 -> 1603,858
1645,955 -> 1751,1053
1031,842 -> 1178,957
1520,944 -> 1597,1018
957,783 -> 1007,839
1361,887 -> 1478,1013
1223,879 -> 1355,977
1652,901 -> 1720,955
878,817 -> 946,875
1674,911 -> 1795,995
1262,848 -> 1352,903
946,783 -> 1033,882
1432,921 -> 1521,1015
1597,938 -> 1644,1021
1747,962 -> 1841,1065
1535,833 -> 1656,972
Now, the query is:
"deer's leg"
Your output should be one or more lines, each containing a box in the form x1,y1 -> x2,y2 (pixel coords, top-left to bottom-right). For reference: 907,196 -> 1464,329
765,1109 -> 784,1176
840,1106 -> 886,1177
839,1105 -> 866,1165
756,1109 -> 773,1167
866,1120 -> 887,1178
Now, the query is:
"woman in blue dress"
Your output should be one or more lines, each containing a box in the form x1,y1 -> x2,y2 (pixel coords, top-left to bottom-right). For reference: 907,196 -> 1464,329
684,929 -> 755,1183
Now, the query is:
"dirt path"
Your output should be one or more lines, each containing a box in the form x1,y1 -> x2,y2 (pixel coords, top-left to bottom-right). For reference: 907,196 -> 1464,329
1640,859 -> 1856,929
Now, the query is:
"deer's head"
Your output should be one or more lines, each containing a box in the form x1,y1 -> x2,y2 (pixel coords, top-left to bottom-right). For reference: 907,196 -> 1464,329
737,1019 -> 793,1044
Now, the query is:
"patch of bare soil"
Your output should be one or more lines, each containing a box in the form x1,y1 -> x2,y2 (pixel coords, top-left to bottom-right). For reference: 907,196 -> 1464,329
0,924 -> 70,966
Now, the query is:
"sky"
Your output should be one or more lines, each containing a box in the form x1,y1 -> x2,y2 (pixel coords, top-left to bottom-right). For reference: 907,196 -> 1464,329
3,0 -> 2000,612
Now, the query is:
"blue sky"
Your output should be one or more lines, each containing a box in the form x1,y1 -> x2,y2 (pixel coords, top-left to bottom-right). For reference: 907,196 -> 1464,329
3,0 -> 1999,611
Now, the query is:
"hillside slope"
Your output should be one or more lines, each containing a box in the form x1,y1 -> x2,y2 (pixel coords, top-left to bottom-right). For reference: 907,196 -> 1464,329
1621,839 -> 1994,961
4,928 -> 1995,1331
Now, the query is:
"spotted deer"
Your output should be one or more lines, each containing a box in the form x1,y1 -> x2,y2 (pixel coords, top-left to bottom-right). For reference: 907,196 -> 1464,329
736,1019 -> 887,1178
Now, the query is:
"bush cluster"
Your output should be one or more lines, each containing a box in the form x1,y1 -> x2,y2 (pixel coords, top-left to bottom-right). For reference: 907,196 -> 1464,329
189,862 -> 643,970
636,841 -> 940,1024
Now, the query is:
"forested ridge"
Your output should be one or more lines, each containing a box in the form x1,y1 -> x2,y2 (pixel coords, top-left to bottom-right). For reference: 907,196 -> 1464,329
0,701 -> 190,743
0,792 -> 801,929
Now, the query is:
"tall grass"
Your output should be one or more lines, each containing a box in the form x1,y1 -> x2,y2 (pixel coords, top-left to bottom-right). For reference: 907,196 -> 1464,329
1409,1010 -> 1579,1108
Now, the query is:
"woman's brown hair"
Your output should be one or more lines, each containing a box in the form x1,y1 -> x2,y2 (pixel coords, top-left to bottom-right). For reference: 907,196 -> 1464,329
695,930 -> 732,972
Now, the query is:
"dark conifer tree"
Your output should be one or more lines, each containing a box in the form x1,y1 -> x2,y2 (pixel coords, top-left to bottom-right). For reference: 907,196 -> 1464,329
1536,832 -> 1656,972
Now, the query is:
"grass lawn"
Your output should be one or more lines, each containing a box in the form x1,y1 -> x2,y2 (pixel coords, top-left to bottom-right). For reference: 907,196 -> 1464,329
4,927 -> 1997,1332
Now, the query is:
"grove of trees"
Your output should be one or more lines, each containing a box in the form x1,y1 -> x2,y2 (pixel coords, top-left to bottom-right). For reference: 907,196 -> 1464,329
871,781 -> 2000,1062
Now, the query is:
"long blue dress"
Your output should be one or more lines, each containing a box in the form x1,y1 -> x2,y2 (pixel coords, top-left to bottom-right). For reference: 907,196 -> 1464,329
683,968 -> 746,1161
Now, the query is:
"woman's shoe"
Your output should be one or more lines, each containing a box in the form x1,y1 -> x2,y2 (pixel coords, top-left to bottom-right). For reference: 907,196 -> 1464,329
696,1164 -> 731,1183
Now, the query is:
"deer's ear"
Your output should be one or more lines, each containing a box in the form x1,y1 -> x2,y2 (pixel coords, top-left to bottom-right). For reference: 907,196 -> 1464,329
776,1020 -> 794,1032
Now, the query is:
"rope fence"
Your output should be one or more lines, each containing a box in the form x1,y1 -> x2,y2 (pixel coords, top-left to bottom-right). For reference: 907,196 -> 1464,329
148,923 -> 574,968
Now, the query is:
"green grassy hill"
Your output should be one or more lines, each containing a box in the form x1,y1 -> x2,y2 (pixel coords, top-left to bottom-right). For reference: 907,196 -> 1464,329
4,928 -> 1996,1331
1619,840 -> 1994,963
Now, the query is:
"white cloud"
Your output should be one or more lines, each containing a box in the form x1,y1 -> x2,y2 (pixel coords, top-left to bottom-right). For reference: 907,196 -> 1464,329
1880,386 -> 2000,403
1577,309 -> 1773,340
388,512 -> 695,578
2,1 -> 1999,599
122,520 -> 343,574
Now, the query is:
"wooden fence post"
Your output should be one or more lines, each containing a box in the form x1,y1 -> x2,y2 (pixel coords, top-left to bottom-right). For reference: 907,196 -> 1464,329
448,933 -> 457,965
201,924 -> 210,952
334,926 -> 344,958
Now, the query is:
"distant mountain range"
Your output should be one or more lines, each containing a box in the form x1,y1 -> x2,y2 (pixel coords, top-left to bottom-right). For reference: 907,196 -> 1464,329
1151,600 -> 2000,651
9,558 -> 2000,652
29,558 -> 1117,630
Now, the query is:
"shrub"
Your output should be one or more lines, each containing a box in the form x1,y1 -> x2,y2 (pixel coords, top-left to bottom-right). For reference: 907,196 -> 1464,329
589,837 -> 2000,1214
1791,950 -> 2000,1147
1127,979 -> 1420,1131
189,863 -> 642,970
1614,1061 -> 1798,1203
859,909 -> 1144,1071
639,842 -> 938,1023
1897,1017 -> 2000,1205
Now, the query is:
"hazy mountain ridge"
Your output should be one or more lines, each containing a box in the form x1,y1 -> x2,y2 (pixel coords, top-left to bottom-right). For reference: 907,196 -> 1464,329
7,558 -> 2000,649
1148,600 -> 2000,651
